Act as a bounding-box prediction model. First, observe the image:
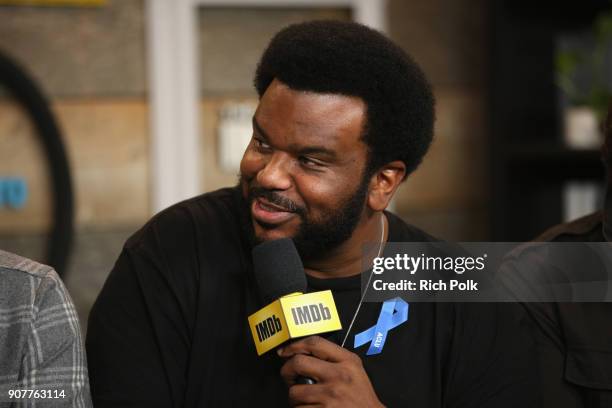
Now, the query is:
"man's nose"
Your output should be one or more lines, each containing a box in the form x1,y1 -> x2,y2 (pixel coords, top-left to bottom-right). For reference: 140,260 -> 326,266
256,152 -> 292,191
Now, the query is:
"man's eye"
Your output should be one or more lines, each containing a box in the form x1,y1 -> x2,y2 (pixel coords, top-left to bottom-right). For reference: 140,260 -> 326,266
298,156 -> 323,168
254,138 -> 271,150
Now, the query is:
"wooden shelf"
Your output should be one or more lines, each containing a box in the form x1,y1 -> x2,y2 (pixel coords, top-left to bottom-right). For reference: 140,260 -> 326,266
504,143 -> 600,162
502,144 -> 604,179
489,1 -> 609,241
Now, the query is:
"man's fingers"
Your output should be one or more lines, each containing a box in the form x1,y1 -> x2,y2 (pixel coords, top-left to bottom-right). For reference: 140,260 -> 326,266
278,336 -> 358,363
280,353 -> 334,385
288,384 -> 322,406
288,384 -> 335,407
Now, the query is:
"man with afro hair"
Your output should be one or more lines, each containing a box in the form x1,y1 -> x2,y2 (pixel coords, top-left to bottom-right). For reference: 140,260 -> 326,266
87,20 -> 538,407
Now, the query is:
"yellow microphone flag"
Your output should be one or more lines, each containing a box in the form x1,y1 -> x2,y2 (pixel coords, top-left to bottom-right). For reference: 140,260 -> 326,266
248,290 -> 342,356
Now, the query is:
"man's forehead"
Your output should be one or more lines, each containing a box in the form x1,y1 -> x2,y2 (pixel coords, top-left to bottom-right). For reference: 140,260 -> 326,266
259,79 -> 365,113
254,80 -> 366,146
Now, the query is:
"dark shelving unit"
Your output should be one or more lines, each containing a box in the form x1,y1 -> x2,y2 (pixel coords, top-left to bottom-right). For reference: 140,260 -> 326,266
490,1 -> 609,241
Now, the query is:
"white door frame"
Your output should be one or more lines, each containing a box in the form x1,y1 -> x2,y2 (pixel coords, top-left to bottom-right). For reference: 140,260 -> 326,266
146,0 -> 387,213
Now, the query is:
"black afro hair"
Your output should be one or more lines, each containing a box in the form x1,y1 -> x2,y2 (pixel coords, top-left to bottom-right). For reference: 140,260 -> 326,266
254,20 -> 435,178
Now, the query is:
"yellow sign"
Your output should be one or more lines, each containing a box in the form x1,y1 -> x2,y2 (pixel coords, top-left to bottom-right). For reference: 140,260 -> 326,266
248,290 -> 342,356
0,0 -> 105,6
248,293 -> 291,356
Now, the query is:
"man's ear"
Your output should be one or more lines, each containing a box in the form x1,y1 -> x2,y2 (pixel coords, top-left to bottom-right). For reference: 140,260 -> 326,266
367,160 -> 407,211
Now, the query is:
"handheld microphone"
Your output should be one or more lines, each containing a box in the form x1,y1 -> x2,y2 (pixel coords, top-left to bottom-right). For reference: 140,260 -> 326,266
248,239 -> 342,383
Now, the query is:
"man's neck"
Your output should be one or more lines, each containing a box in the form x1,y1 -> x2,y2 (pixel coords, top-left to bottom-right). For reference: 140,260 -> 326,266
303,212 -> 388,279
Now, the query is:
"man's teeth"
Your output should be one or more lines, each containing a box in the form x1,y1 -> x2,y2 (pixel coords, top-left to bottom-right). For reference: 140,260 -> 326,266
261,202 -> 284,212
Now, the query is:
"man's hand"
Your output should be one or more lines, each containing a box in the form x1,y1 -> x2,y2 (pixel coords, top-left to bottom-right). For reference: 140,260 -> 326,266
278,336 -> 385,408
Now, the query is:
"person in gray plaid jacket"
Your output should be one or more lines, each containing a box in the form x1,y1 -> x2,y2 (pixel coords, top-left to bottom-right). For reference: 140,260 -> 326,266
0,249 -> 92,408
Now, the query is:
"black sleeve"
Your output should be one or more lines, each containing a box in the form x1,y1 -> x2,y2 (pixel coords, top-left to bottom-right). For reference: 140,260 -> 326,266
86,206 -> 200,408
499,243 -> 612,407
444,302 -> 540,408
524,302 -> 612,408
521,302 -> 584,408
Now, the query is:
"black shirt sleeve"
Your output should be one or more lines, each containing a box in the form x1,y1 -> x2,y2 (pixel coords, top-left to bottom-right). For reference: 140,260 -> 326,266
524,302 -> 612,408
86,205 -> 201,408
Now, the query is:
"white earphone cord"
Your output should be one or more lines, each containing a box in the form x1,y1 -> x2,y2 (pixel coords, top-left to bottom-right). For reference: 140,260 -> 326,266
340,213 -> 385,348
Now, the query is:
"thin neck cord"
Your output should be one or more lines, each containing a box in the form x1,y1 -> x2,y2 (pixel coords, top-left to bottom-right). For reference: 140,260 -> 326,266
340,213 -> 386,348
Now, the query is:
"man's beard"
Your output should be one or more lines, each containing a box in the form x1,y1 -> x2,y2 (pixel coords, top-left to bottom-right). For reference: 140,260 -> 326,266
239,175 -> 370,260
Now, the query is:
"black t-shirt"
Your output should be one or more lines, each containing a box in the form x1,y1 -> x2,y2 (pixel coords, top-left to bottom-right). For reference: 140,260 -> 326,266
528,212 -> 612,408
86,187 -> 538,407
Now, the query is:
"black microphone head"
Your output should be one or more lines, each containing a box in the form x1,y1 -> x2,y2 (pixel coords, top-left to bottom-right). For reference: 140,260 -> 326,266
252,238 -> 307,305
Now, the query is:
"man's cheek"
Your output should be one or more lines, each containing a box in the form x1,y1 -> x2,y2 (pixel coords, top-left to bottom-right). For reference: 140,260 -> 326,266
240,149 -> 263,177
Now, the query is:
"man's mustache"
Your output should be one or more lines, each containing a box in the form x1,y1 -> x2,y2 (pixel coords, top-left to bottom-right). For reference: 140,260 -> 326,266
247,186 -> 306,216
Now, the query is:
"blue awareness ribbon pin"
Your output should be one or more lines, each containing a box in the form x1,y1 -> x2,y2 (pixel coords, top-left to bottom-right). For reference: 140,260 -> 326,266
353,297 -> 409,356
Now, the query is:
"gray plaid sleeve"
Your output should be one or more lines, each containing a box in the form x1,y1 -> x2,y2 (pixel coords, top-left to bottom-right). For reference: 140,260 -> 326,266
17,269 -> 92,408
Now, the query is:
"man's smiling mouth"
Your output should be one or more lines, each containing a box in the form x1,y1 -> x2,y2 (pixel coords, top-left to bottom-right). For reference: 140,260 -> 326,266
251,197 -> 297,225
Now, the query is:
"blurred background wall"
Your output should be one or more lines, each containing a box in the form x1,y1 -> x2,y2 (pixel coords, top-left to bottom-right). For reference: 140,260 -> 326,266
0,0 -> 150,328
0,0 -> 608,329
